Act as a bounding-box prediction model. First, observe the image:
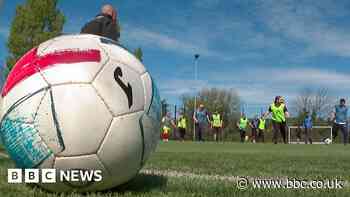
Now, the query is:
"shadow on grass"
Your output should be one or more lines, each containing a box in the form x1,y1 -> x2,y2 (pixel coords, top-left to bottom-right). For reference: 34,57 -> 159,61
106,172 -> 168,194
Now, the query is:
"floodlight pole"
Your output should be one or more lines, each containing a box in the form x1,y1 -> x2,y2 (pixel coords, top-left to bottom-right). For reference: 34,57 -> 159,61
193,54 -> 200,141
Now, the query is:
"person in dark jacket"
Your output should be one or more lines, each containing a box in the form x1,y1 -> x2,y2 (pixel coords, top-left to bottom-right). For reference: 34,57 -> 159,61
81,4 -> 120,42
249,115 -> 259,143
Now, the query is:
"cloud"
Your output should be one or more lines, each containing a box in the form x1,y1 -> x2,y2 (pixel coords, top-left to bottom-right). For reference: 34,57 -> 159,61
221,67 -> 350,89
121,2 -> 289,63
123,25 -> 236,61
117,1 -> 350,107
235,67 -> 350,104
270,68 -> 350,88
125,26 -> 199,54
122,19 -> 283,63
161,66 -> 350,108
158,79 -> 209,97
258,0 -> 350,57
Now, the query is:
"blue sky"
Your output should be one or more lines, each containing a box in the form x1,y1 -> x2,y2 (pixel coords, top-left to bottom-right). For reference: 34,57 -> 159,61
2,0 -> 350,116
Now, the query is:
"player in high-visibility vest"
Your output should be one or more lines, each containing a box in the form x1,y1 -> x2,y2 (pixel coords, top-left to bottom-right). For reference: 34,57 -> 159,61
177,113 -> 187,142
237,114 -> 249,143
257,116 -> 266,143
211,111 -> 223,142
265,96 -> 290,144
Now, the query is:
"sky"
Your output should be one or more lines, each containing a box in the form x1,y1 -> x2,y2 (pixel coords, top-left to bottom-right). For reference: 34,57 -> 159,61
1,0 -> 350,116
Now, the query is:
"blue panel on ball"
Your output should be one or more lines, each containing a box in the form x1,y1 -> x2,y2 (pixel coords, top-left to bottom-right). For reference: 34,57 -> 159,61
0,117 -> 52,168
147,77 -> 161,123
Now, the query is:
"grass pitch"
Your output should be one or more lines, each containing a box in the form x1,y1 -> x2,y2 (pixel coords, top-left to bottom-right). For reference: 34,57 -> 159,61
0,141 -> 349,197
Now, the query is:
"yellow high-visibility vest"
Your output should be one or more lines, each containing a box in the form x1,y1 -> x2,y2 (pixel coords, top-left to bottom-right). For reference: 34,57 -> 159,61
177,117 -> 187,129
270,103 -> 286,123
239,118 -> 248,129
258,118 -> 266,130
212,114 -> 222,127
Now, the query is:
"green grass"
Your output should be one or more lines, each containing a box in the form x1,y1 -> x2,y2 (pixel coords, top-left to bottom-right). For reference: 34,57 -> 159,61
0,141 -> 349,196
145,142 -> 350,180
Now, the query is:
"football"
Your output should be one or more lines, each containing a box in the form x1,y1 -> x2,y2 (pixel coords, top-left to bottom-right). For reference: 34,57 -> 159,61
324,138 -> 332,145
0,34 -> 161,192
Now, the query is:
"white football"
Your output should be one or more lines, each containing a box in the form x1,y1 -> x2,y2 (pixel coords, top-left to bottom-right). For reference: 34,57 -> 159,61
324,138 -> 332,145
0,34 -> 161,192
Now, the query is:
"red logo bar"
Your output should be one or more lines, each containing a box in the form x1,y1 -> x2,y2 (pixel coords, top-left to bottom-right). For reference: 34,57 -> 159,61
2,48 -> 101,97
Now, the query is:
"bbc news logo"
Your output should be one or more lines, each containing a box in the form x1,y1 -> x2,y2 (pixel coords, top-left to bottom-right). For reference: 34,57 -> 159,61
8,169 -> 103,183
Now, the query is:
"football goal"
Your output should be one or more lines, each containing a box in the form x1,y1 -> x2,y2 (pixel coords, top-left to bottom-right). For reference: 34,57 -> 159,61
288,126 -> 333,144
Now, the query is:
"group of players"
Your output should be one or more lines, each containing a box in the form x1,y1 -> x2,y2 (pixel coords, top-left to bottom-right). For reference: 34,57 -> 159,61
161,96 -> 349,145
161,104 -> 225,142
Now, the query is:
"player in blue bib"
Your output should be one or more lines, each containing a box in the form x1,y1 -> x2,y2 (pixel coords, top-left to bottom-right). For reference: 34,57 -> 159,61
332,98 -> 348,145
193,104 -> 210,141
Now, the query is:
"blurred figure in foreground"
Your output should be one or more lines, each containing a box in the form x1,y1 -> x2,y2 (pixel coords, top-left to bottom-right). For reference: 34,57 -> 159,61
81,4 -> 120,41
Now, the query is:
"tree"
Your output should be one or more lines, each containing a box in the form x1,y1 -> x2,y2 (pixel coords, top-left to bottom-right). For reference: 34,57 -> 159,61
6,0 -> 65,70
294,87 -> 333,121
134,47 -> 143,62
312,88 -> 333,119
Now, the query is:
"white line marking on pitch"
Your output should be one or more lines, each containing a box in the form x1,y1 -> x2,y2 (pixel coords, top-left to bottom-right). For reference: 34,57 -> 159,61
140,169 -> 349,187
141,169 -> 244,182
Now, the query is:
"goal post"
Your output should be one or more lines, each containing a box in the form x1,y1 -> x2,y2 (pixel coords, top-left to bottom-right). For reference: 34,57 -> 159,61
288,126 -> 333,144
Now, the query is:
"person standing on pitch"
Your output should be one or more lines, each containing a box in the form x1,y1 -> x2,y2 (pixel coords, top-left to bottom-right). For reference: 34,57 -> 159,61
237,114 -> 249,143
211,111 -> 223,142
265,96 -> 289,144
193,104 -> 210,141
303,112 -> 313,144
257,115 -> 266,143
331,98 -> 349,145
81,4 -> 120,42
249,115 -> 259,143
161,112 -> 176,142
177,112 -> 187,142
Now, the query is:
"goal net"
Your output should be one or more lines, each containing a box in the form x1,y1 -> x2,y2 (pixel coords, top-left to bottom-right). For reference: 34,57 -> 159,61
288,126 -> 333,144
